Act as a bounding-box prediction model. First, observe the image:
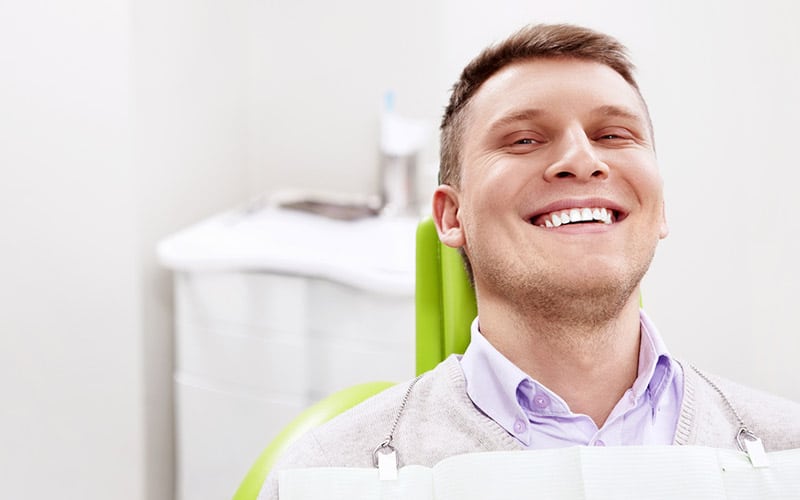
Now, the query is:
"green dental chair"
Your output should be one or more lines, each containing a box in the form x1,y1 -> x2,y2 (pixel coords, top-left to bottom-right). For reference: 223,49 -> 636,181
232,218 -> 477,499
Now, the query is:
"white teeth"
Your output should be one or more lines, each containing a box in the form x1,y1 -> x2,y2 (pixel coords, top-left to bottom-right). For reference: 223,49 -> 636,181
538,207 -> 616,228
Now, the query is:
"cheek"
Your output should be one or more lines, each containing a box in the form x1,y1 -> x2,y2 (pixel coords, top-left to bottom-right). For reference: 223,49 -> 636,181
641,174 -> 665,211
631,170 -> 668,237
462,158 -> 529,211
458,175 -> 519,249
618,154 -> 663,203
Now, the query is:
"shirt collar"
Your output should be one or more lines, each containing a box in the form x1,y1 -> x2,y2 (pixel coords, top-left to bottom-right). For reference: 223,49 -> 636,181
460,310 -> 677,444
461,318 -> 533,444
636,310 -> 675,408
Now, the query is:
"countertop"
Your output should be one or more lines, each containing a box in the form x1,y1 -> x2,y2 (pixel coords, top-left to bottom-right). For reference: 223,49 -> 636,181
157,205 -> 419,296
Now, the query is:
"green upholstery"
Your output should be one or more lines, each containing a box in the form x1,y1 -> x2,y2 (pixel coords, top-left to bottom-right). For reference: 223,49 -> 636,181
233,217 -> 477,498
414,217 -> 475,374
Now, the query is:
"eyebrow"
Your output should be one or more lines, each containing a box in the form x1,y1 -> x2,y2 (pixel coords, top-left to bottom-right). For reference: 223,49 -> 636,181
485,109 -> 546,135
592,104 -> 653,139
590,104 -> 644,123
485,104 -> 647,136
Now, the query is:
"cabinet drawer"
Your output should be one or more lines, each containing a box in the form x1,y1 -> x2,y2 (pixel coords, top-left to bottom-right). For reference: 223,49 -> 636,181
307,335 -> 415,400
175,271 -> 307,334
307,279 -> 414,344
175,322 -> 307,395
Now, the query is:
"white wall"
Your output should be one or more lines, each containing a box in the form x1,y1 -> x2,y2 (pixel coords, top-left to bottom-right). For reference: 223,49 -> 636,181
1,1 -> 253,499
636,1 -> 800,403
247,0 -> 444,200
132,1 -> 255,497
636,1 -> 800,402
0,2 -> 144,498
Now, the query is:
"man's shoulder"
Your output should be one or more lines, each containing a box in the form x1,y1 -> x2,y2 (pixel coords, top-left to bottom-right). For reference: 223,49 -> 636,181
684,364 -> 800,451
713,372 -> 800,445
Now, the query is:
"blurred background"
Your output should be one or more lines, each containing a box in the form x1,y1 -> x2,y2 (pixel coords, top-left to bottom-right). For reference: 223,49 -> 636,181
1,0 -> 799,498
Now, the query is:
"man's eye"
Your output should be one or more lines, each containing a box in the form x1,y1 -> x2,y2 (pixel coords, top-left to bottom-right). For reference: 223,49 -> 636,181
595,128 -> 634,141
506,133 -> 544,151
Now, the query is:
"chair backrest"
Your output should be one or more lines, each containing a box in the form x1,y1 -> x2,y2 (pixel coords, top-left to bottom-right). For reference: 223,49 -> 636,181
415,218 -> 476,374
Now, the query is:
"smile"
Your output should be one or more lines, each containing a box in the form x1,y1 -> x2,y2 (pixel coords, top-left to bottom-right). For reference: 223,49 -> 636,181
531,207 -> 617,228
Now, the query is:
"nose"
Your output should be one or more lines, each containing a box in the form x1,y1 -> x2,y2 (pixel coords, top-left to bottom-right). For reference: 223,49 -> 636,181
543,131 -> 609,182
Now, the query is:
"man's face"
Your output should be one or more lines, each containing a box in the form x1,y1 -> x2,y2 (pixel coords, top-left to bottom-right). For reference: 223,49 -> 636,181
434,58 -> 668,307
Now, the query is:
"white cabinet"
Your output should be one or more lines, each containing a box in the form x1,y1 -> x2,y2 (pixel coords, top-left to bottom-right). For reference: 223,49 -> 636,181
159,207 -> 417,500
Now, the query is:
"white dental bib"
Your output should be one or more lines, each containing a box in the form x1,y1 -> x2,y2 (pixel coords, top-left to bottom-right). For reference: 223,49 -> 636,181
278,446 -> 800,499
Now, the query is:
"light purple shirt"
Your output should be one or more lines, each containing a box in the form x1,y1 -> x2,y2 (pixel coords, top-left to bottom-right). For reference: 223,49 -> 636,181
460,310 -> 684,448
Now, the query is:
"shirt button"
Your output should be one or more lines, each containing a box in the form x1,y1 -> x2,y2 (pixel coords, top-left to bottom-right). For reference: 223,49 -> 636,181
594,440 -> 606,447
533,393 -> 551,409
513,418 -> 527,434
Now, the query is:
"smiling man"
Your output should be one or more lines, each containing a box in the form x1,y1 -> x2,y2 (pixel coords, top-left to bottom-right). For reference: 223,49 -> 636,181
434,47 -> 672,437
259,23 -> 800,499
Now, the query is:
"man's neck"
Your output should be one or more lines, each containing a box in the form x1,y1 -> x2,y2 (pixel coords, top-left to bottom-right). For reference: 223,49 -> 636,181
478,294 -> 642,427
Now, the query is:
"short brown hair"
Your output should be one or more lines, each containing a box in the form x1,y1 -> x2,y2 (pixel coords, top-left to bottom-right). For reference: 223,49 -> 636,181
439,23 -> 643,187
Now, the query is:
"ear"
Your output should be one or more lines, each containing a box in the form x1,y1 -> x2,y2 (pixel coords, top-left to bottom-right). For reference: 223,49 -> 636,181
658,200 -> 669,239
432,184 -> 466,248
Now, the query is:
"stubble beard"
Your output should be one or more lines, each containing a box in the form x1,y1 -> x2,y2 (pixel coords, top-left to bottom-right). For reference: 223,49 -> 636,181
474,244 -> 656,349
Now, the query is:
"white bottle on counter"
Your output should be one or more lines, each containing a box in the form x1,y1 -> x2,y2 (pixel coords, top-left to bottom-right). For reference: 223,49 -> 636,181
379,91 -> 429,216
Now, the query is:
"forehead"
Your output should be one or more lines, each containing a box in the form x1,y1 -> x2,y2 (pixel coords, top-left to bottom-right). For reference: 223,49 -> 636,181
464,58 -> 649,134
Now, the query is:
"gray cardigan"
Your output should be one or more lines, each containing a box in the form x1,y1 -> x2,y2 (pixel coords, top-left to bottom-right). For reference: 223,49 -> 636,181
258,355 -> 800,499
